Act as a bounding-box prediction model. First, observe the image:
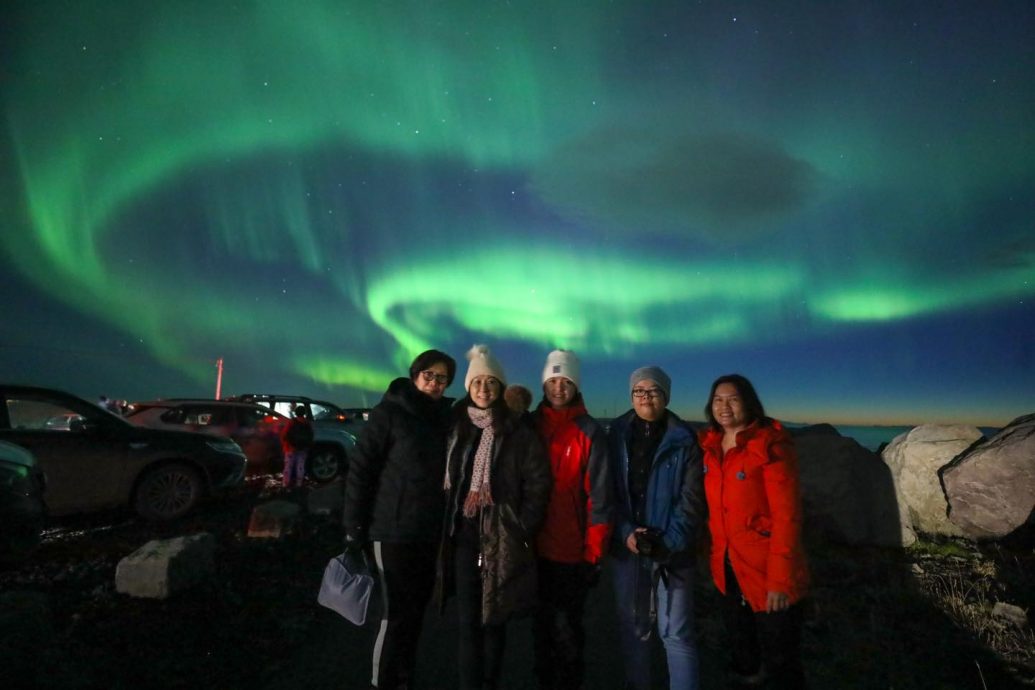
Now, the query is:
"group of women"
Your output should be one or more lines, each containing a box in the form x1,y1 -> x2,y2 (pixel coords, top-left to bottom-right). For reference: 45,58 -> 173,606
343,345 -> 809,690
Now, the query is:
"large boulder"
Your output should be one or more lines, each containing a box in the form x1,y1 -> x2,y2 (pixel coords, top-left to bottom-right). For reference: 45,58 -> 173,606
793,426 -> 902,547
247,500 -> 302,538
941,413 -> 1035,539
115,533 -> 216,599
882,425 -> 985,543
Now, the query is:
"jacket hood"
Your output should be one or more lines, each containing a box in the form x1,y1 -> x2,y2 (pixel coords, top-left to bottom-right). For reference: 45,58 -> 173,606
699,418 -> 783,450
383,376 -> 453,419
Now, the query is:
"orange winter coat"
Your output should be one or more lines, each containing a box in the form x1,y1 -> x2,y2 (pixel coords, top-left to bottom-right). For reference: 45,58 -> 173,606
699,420 -> 808,612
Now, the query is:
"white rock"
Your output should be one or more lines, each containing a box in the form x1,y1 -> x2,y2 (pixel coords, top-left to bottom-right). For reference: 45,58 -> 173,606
115,533 -> 216,599
881,425 -> 984,541
992,601 -> 1029,630
942,413 -> 1035,539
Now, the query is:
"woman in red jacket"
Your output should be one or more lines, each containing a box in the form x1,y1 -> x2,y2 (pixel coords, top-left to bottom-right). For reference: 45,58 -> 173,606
699,374 -> 808,689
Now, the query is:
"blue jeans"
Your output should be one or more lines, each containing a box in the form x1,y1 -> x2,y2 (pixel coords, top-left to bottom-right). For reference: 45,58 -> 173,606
282,449 -> 306,487
612,550 -> 699,690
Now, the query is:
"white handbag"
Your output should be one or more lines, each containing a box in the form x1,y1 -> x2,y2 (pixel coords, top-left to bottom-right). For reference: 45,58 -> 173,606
317,551 -> 374,625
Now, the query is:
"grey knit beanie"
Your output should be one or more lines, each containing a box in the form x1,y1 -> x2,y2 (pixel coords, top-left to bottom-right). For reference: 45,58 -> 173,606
629,366 -> 671,402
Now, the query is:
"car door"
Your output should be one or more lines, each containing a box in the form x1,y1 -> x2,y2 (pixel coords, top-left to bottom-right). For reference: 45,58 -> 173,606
234,405 -> 285,475
0,391 -> 130,515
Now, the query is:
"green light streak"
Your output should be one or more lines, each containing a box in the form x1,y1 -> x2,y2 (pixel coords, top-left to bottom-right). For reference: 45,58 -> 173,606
813,259 -> 1035,321
3,1 -> 614,384
366,242 -> 804,355
3,0 -> 1034,407
293,355 -> 398,393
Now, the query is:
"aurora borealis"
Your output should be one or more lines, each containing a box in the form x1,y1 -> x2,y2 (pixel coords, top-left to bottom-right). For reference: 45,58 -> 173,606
1,1 -> 1032,425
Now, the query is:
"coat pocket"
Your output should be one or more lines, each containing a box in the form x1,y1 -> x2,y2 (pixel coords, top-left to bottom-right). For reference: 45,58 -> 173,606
746,513 -> 772,537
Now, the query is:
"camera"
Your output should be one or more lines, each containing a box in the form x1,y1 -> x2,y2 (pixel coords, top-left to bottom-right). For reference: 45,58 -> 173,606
634,528 -> 670,561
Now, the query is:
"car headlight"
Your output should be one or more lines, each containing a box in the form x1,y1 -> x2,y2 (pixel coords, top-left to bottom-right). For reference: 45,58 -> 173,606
206,439 -> 245,456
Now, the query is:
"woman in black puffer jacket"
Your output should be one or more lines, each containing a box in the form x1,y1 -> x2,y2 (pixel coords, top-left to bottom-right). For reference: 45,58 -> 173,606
436,344 -> 552,690
343,349 -> 456,690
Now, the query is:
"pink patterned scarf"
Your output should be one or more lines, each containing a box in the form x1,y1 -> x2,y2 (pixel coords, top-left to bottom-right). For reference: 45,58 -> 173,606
462,406 -> 495,517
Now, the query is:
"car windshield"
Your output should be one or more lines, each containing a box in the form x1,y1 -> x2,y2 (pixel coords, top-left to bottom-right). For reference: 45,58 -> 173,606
310,403 -> 341,420
5,395 -> 117,432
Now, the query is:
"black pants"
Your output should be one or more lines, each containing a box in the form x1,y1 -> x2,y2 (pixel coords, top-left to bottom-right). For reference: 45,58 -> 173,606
720,559 -> 806,689
454,542 -> 507,690
371,541 -> 437,689
533,559 -> 588,689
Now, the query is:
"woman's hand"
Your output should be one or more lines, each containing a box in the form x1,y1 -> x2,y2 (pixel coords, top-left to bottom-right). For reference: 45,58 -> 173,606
766,590 -> 790,613
626,528 -> 645,554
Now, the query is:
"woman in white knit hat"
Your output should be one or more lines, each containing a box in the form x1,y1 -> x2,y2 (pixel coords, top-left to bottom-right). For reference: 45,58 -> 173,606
531,349 -> 613,690
437,344 -> 552,690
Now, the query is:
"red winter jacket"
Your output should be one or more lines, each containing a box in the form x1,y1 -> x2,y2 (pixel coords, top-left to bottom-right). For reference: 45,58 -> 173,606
533,400 -> 613,564
699,420 -> 809,612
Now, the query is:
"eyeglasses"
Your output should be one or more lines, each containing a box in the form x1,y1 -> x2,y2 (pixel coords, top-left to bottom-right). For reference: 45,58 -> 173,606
420,370 -> 449,385
632,388 -> 664,400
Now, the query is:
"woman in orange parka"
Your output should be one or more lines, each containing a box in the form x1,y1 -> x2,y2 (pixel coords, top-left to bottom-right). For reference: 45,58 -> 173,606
698,374 -> 809,689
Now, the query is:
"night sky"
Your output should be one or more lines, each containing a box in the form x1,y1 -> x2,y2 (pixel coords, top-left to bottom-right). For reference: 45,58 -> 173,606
2,1 -> 1032,426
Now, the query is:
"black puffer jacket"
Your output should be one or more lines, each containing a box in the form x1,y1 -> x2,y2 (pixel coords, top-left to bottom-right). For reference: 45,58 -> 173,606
437,408 -> 552,625
343,377 -> 453,543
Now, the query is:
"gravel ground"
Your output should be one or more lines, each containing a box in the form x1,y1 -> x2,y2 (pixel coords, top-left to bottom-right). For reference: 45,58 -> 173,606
2,478 -> 1032,689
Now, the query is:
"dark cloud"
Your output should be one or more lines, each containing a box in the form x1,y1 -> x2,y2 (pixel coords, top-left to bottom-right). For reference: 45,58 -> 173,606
531,127 -> 816,242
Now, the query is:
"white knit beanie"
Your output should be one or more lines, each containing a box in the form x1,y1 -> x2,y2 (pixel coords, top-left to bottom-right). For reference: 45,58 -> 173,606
542,349 -> 580,388
464,344 -> 507,390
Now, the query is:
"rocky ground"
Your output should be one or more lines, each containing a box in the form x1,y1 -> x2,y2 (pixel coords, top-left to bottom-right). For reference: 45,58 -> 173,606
1,478 -> 1033,689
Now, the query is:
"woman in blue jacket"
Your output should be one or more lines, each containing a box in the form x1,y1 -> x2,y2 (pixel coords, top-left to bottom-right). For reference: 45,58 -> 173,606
609,366 -> 705,690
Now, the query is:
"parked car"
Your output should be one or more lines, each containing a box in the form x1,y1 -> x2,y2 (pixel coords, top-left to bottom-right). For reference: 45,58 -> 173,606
340,407 -> 372,435
0,439 -> 46,561
44,413 -> 86,430
0,385 -> 247,521
229,393 -> 350,427
231,394 -> 373,441
125,399 -> 354,483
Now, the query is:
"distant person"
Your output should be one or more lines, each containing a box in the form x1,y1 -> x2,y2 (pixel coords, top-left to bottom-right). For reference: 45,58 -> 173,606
503,383 -> 534,426
280,405 -> 313,488
608,366 -> 704,690
343,349 -> 456,690
531,349 -> 612,689
438,344 -> 551,690
503,383 -> 532,414
698,374 -> 809,689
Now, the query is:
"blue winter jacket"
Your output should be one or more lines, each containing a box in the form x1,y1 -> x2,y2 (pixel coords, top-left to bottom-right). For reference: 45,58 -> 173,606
608,410 -> 705,563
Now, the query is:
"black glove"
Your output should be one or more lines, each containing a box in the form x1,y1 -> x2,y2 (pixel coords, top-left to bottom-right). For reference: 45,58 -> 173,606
343,533 -> 368,555
579,562 -> 603,589
634,528 -> 670,562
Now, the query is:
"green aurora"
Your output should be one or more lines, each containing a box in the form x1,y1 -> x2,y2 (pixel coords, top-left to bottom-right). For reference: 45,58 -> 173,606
2,1 -> 1033,424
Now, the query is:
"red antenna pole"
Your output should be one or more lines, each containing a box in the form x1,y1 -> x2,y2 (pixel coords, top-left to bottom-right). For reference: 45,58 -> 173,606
215,358 -> 224,399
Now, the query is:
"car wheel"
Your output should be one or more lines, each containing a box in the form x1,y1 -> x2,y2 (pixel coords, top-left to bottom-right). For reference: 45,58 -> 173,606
134,463 -> 202,521
306,447 -> 342,483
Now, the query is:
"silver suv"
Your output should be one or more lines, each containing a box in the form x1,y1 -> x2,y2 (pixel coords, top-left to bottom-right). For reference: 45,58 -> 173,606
127,399 -> 354,483
230,393 -> 366,447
